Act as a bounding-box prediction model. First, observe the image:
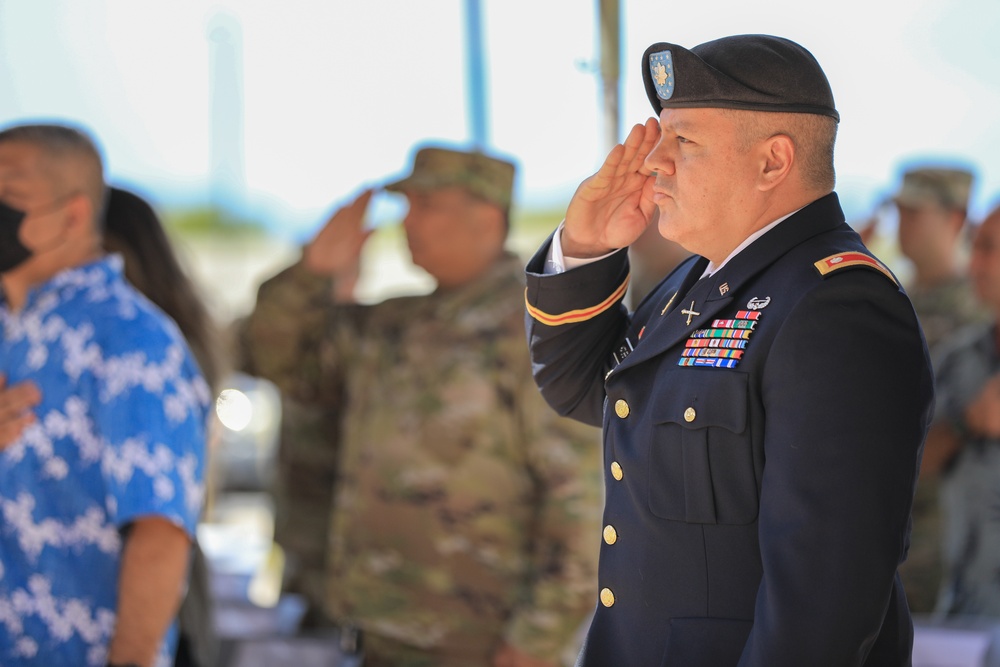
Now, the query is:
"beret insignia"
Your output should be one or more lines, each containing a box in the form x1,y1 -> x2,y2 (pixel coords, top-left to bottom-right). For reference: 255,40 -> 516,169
649,50 -> 675,100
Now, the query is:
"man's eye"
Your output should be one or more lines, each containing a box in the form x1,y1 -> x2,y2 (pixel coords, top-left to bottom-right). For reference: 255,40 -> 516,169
677,136 -> 690,144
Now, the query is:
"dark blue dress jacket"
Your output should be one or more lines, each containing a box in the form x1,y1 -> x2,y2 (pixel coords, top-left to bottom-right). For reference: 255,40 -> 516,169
524,194 -> 934,666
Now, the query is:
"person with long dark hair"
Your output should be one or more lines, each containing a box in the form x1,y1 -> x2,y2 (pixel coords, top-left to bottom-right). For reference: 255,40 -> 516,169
103,186 -> 225,391
103,185 -> 225,667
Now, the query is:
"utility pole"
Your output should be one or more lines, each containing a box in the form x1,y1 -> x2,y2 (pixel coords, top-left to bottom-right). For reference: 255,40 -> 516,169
598,0 -> 621,153
207,12 -> 246,217
464,0 -> 489,149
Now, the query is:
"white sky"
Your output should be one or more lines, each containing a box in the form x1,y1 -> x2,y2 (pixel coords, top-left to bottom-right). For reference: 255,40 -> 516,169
1,0 -> 998,240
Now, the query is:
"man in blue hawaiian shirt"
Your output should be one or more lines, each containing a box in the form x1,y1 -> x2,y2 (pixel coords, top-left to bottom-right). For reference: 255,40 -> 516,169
0,123 -> 209,667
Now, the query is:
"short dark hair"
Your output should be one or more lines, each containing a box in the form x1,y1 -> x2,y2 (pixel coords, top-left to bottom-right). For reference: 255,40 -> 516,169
0,123 -> 107,223
724,110 -> 838,192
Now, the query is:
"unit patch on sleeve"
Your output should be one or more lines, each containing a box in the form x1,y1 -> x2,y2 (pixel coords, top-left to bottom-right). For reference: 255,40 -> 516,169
679,310 -> 761,369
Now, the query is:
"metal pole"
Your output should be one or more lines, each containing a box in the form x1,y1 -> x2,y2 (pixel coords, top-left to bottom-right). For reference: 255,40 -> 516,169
207,12 -> 246,216
598,0 -> 621,153
464,0 -> 489,149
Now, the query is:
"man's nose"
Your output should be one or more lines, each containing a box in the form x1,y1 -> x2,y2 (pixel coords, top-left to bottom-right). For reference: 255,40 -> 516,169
644,139 -> 674,175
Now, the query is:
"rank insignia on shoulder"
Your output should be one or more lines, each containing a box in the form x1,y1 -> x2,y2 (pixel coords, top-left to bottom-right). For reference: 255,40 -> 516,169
814,252 -> 897,286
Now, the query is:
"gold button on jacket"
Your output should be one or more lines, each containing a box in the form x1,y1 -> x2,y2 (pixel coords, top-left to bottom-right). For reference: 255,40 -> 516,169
614,399 -> 630,418
683,406 -> 696,422
610,461 -> 623,480
603,525 -> 618,545
600,587 -> 615,607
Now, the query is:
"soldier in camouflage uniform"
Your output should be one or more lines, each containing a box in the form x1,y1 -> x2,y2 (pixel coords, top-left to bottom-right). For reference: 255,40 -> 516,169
920,204 -> 1000,617
895,166 -> 990,352
239,146 -> 603,667
893,165 -> 991,614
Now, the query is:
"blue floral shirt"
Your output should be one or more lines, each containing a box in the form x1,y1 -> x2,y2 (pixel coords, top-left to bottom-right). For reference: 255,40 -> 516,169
0,256 -> 209,667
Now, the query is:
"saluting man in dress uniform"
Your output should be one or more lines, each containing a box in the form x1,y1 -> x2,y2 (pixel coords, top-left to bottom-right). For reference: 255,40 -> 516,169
523,34 -> 934,666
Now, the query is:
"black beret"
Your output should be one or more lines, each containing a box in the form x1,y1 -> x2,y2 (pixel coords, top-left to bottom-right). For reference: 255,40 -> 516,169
642,34 -> 839,122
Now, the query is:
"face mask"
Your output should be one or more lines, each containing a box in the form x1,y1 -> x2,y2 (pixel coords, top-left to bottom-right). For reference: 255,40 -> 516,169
0,199 -> 31,273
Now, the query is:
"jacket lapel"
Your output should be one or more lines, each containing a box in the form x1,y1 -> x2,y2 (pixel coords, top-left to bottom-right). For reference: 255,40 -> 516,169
617,269 -> 734,372
613,193 -> 846,374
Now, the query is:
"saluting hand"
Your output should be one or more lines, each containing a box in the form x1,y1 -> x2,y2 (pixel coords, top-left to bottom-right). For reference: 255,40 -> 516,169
562,117 -> 660,258
0,374 -> 41,449
302,188 -> 375,285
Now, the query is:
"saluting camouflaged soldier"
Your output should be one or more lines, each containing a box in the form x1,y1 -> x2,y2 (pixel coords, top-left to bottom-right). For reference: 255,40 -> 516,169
239,145 -> 602,667
891,166 -> 991,615
524,35 -> 933,666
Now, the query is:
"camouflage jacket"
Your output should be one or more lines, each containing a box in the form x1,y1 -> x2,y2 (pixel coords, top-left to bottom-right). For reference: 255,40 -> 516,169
908,275 -> 990,355
239,252 -> 602,660
900,274 -> 990,612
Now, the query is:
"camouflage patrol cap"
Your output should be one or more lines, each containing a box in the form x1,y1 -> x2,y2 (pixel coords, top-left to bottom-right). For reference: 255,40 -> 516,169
642,34 -> 839,121
894,167 -> 975,211
384,145 -> 516,211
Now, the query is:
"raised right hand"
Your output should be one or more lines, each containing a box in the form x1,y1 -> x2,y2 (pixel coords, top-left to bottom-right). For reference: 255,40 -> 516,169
0,374 -> 40,448
562,118 -> 660,258
302,189 -> 375,281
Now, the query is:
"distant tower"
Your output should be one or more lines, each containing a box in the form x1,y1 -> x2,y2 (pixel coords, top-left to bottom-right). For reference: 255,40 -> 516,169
207,13 -> 246,216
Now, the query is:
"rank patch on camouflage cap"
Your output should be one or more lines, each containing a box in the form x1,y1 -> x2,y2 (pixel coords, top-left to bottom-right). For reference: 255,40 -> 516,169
649,50 -> 674,100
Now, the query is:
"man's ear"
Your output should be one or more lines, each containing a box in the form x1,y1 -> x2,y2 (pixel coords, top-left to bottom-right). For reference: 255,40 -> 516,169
946,208 -> 967,239
759,134 -> 794,192
63,193 -> 95,237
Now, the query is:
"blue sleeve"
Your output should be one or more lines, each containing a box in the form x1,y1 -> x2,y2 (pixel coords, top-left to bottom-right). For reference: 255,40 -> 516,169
94,328 -> 210,537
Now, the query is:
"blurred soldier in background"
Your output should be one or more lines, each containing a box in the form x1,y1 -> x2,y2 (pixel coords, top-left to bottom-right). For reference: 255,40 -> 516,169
891,166 -> 990,614
920,202 -> 1000,616
239,145 -> 602,667
893,166 -> 988,353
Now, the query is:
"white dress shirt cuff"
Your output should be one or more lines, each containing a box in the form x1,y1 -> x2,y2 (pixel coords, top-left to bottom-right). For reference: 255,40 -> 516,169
543,221 -> 622,275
